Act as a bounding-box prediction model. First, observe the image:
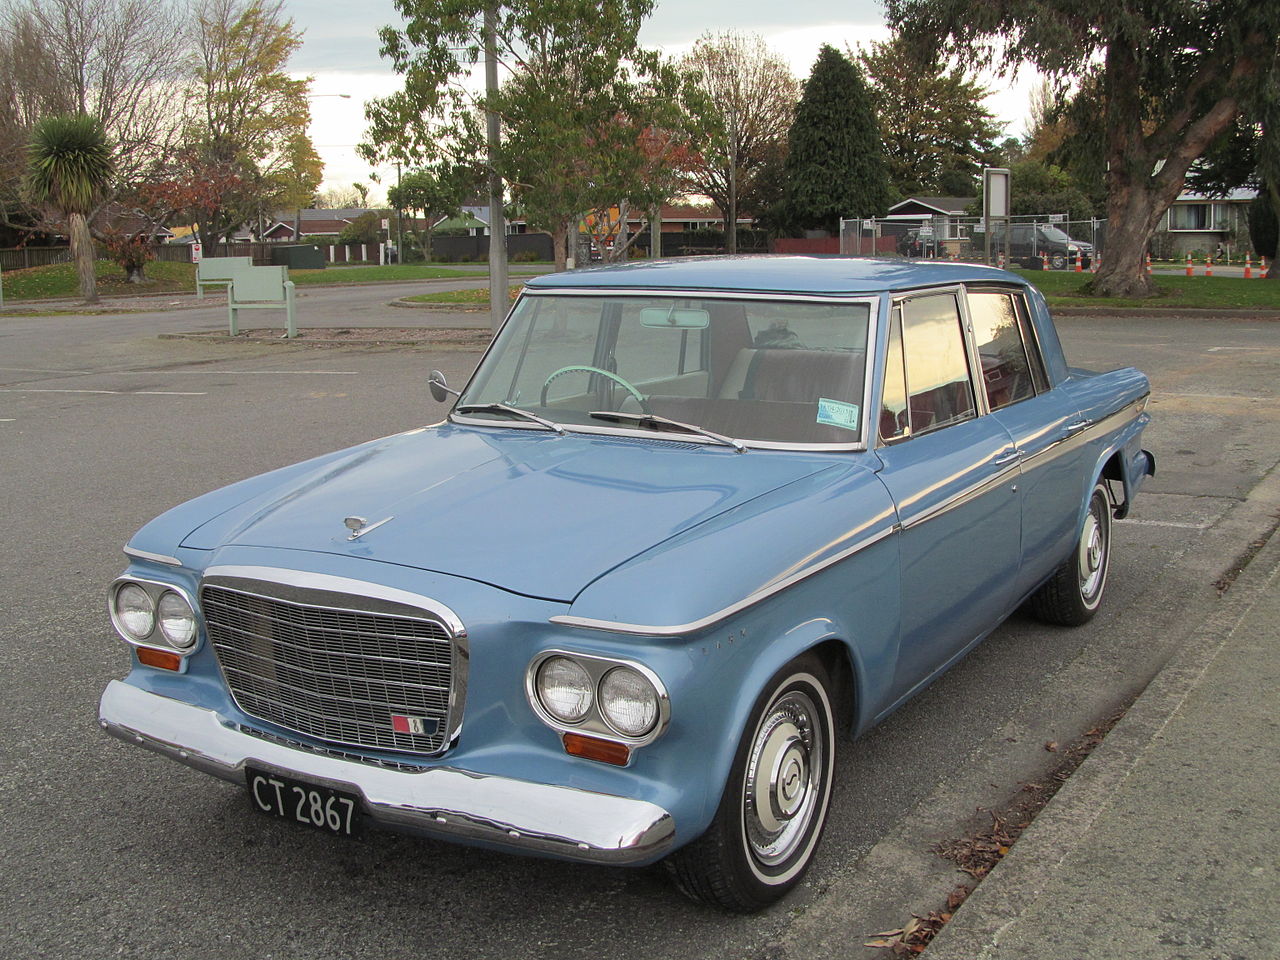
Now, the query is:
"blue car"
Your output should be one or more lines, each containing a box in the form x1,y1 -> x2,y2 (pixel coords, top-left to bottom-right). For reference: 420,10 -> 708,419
99,257 -> 1154,911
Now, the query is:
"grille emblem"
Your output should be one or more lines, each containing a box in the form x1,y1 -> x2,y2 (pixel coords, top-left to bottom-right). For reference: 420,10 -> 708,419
391,715 -> 437,736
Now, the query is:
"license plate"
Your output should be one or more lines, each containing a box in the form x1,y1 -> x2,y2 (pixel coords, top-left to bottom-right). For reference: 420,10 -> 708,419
246,767 -> 362,836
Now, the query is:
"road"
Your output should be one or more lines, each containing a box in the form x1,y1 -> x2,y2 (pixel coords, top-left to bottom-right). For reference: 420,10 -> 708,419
1,286 -> 1276,960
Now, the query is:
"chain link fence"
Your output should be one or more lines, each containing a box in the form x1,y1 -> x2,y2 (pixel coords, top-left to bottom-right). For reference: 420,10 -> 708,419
841,215 -> 1110,269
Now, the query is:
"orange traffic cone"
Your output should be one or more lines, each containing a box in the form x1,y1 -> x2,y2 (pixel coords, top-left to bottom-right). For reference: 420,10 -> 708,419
1261,257 -> 1270,279
1042,252 -> 1049,270
997,252 -> 1005,269
1145,253 -> 1152,275
1074,252 -> 1082,272
1185,253 -> 1193,276
1206,258 -> 1213,277
1244,254 -> 1253,279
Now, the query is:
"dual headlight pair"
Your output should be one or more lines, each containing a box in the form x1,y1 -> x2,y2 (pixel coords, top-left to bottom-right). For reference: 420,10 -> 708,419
110,580 -> 198,651
530,653 -> 667,742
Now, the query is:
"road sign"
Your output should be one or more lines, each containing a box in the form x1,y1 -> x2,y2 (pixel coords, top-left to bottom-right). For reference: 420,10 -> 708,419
190,242 -> 203,263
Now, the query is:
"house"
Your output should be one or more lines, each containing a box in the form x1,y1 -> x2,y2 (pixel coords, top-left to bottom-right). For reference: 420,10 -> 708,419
262,208 -> 374,241
1160,188 -> 1258,257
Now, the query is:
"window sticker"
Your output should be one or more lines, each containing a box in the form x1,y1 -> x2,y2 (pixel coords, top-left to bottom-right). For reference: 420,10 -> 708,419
816,398 -> 861,432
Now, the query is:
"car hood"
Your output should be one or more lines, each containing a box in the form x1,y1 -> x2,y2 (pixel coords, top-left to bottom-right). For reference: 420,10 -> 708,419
179,425 -> 837,601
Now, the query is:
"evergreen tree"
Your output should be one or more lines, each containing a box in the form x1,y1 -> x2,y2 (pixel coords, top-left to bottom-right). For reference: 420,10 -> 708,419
778,45 -> 891,234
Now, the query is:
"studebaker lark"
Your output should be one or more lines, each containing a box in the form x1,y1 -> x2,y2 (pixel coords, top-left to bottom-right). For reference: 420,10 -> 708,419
100,256 -> 1154,911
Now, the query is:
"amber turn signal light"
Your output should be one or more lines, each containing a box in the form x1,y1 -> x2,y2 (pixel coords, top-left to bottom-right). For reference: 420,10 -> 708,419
137,647 -> 182,671
563,732 -> 631,766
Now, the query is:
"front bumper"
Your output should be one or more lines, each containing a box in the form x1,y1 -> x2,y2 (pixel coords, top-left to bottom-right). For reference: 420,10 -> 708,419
98,680 -> 675,865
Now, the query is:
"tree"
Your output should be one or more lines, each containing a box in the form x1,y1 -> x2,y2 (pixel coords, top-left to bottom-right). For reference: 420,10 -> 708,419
387,165 -> 479,260
776,45 -> 892,235
0,0 -> 186,239
887,0 -> 1279,297
361,0 -> 699,270
1186,51 -> 1280,279
316,183 -> 372,209
679,32 -> 799,253
860,34 -> 1002,198
25,113 -> 115,302
184,0 -> 322,244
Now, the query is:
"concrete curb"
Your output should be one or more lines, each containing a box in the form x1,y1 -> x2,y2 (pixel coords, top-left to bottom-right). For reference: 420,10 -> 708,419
156,329 -> 493,348
1051,306 -> 1280,319
922,509 -> 1280,958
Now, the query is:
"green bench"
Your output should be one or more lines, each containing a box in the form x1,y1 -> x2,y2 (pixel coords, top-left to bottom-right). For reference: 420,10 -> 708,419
195,256 -> 253,299
228,265 -> 297,338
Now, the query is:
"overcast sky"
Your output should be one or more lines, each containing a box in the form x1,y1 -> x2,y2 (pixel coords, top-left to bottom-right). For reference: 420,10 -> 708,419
285,0 -> 1037,199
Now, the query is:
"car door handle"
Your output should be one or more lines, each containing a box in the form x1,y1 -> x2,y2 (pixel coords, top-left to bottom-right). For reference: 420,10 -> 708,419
992,449 -> 1021,466
1064,419 -> 1091,436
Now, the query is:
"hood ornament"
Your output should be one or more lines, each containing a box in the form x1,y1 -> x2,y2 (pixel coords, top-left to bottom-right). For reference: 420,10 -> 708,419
343,515 -> 394,541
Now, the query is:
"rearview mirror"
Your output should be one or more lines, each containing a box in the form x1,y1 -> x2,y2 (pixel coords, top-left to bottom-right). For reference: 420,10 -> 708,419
428,370 -> 457,402
640,306 -> 710,329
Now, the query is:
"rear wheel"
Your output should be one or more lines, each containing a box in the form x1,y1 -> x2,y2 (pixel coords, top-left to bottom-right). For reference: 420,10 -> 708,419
1028,481 -> 1112,625
667,654 -> 836,912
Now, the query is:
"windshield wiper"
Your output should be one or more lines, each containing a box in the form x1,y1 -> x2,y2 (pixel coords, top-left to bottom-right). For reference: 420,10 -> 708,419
588,411 -> 746,453
455,402 -> 566,435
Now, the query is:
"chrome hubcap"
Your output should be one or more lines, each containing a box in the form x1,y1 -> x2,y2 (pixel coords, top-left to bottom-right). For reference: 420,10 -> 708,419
1077,498 -> 1108,601
744,691 -> 821,866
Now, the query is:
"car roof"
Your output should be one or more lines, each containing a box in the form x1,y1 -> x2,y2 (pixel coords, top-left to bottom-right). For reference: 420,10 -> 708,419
524,255 -> 1024,296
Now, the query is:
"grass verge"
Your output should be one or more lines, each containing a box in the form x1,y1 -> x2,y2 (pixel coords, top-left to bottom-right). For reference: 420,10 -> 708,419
1011,269 -> 1280,309
0,260 -> 547,301
1,259 -> 195,300
401,284 -> 524,305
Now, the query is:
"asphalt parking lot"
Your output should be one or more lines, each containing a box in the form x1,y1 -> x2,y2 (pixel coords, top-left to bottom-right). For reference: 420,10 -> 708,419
1,289 -> 1276,960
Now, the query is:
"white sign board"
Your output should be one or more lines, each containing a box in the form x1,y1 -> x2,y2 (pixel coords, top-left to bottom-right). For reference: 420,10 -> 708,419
983,168 -> 1010,219
190,242 -> 202,263
1048,213 -> 1067,223
381,219 -> 389,230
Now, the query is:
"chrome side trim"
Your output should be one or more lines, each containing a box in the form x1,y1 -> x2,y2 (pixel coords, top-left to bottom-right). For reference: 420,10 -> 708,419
550,522 -> 898,637
99,681 -> 673,865
124,546 -> 182,567
899,462 -> 1021,531
1019,397 -> 1146,475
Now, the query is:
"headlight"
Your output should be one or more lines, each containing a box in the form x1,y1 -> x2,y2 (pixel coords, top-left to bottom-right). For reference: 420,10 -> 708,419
157,591 -> 197,648
536,656 -> 593,722
113,583 -> 155,640
599,666 -> 659,737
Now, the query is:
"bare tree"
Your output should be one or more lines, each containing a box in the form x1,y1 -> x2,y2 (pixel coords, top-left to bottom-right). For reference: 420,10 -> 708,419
680,32 -> 799,252
0,0 -> 188,233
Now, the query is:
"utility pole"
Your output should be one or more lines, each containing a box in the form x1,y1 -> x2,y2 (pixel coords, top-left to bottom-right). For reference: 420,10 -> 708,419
484,4 -> 508,332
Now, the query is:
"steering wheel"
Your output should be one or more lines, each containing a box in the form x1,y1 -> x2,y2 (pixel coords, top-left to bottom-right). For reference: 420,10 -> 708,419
540,365 -> 651,413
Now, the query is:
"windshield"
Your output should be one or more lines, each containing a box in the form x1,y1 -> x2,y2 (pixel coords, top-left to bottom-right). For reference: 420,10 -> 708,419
456,293 -> 874,445
1038,226 -> 1074,243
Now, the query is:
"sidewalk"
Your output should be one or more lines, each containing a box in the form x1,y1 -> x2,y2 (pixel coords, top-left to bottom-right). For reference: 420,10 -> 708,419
925,528 -> 1280,959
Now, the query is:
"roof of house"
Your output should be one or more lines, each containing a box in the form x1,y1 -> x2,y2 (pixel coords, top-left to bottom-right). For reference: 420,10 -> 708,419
887,197 -> 976,217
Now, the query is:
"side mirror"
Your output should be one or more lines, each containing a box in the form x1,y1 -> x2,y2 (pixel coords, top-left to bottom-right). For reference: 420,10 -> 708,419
428,369 -> 458,402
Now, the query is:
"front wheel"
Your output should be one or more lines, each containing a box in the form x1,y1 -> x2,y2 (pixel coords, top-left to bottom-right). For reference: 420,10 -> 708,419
667,654 -> 836,912
1027,481 -> 1112,625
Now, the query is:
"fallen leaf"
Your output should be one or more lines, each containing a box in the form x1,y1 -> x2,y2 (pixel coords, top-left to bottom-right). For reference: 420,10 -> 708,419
1044,740 -> 1059,752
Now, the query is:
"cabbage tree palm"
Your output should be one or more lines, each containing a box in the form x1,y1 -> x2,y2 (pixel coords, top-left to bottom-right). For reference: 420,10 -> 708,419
26,114 -> 116,304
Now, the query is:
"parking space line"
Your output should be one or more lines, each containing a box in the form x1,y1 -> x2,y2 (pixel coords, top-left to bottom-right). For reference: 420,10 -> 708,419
215,370 -> 360,375
0,388 -> 207,396
1123,519 -> 1212,530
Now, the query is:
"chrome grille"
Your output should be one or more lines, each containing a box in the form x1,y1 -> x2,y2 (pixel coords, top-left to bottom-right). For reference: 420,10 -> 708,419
202,582 -> 459,755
